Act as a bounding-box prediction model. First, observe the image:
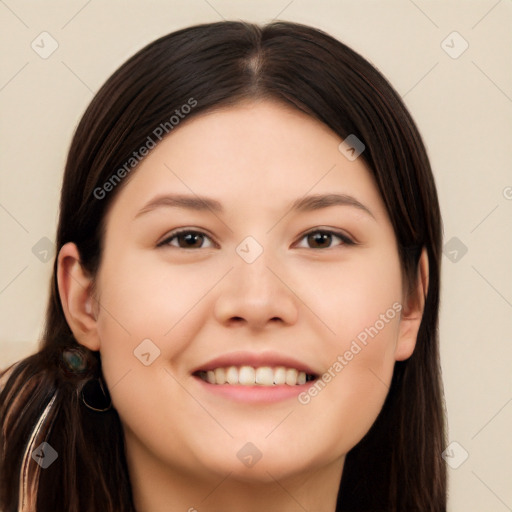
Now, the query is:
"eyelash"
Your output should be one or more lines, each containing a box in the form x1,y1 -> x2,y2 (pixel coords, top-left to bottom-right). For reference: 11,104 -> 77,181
157,228 -> 356,250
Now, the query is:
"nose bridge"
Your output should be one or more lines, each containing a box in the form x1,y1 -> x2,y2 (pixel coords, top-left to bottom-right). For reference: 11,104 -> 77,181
233,242 -> 280,305
235,247 -> 274,296
213,239 -> 299,328
232,232 -> 278,285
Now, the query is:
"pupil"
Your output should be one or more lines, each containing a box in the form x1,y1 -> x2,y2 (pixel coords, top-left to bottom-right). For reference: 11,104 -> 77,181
183,233 -> 202,247
309,232 -> 330,248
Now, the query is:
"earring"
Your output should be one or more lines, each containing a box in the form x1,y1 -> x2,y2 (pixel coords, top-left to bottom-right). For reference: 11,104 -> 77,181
60,346 -> 111,411
62,347 -> 89,374
81,376 -> 112,412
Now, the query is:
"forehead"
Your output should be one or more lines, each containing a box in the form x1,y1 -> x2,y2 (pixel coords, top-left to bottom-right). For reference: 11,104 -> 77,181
105,100 -> 388,223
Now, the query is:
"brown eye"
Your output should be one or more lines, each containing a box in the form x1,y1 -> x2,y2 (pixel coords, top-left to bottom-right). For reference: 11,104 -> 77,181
296,230 -> 354,249
308,232 -> 331,248
159,230 -> 215,249
176,232 -> 205,248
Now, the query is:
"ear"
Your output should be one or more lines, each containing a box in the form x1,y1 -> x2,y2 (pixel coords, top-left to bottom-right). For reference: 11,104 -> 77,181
57,242 -> 101,351
395,247 -> 429,361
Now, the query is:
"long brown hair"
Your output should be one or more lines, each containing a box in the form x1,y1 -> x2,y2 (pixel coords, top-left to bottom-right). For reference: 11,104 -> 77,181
0,20 -> 446,511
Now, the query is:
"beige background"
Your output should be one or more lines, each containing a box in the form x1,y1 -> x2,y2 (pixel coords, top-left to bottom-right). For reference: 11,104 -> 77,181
1,1 -> 511,510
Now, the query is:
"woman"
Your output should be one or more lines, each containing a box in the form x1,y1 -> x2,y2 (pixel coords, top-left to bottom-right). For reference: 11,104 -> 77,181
0,20 -> 446,511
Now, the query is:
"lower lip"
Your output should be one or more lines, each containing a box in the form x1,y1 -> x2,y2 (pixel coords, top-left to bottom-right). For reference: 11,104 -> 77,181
193,376 -> 316,403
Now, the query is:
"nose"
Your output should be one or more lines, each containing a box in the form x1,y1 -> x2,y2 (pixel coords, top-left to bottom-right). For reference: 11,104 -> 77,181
213,250 -> 299,331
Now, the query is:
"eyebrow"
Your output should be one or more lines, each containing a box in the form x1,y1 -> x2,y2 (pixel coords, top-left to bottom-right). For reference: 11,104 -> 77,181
291,193 -> 375,219
135,194 -> 223,218
134,193 -> 375,220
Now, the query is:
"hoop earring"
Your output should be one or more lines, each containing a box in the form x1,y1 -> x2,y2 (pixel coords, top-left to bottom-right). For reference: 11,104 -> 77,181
81,376 -> 112,412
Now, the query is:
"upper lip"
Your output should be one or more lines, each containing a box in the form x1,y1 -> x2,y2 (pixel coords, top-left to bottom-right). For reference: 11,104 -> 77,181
192,351 -> 319,376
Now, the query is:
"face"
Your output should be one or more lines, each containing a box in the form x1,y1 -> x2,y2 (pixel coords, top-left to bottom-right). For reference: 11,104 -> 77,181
64,100 -> 418,487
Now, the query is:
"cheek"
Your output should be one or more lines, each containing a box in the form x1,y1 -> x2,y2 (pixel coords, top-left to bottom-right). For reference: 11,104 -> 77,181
94,249 -> 219,352
92,253 -> 217,463
92,250 -> 224,422
295,249 -> 402,446
298,314 -> 400,458
304,246 -> 402,349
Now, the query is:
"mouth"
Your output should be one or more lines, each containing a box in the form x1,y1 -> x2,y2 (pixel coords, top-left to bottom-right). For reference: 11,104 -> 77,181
194,366 -> 318,386
191,351 -> 320,403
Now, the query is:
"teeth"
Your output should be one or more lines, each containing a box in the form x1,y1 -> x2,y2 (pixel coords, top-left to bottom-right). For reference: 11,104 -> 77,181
285,368 -> 298,385
226,366 -> 238,384
255,367 -> 274,386
198,365 -> 312,386
239,366 -> 256,386
214,367 -> 227,384
273,366 -> 286,385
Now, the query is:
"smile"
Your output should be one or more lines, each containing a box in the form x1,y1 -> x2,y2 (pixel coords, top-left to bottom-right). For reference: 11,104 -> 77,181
195,366 -> 317,386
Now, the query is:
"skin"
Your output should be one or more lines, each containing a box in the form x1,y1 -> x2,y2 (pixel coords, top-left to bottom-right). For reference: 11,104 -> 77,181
58,100 -> 428,512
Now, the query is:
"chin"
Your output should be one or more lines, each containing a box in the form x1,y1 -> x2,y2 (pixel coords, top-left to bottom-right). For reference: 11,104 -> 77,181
222,459 -> 313,484
197,443 -> 320,484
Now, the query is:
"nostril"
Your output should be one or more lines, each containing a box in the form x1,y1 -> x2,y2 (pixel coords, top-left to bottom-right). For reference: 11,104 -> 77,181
228,317 -> 246,325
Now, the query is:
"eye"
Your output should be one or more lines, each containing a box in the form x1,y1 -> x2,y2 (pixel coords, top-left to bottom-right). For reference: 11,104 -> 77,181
158,229 -> 216,249
295,229 -> 354,249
